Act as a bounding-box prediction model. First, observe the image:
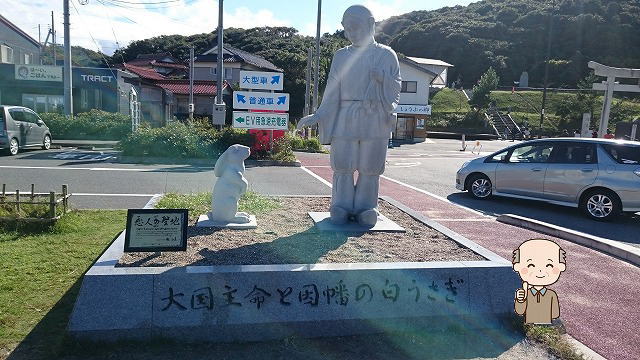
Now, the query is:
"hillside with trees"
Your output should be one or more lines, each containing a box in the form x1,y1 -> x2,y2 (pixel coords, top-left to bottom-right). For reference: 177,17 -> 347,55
94,0 -> 640,119
378,0 -> 640,88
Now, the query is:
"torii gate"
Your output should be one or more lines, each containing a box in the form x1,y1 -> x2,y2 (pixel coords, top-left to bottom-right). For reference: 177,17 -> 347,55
588,61 -> 640,138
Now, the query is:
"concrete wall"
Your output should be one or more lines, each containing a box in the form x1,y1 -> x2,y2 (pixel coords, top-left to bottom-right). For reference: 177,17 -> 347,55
0,20 -> 40,65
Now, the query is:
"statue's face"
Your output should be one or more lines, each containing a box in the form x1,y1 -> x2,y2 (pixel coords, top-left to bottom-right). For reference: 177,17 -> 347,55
342,14 -> 373,47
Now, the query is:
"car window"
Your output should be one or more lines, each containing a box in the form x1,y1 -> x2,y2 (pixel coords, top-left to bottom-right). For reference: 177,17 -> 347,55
508,143 -> 555,163
8,109 -> 24,122
0,108 -> 4,129
22,110 -> 40,124
486,149 -> 508,163
602,144 -> 640,165
551,143 -> 597,164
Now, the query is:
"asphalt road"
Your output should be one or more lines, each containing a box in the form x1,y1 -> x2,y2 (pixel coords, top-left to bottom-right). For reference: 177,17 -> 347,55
0,147 -> 330,209
1,140 -> 637,247
384,138 -> 639,247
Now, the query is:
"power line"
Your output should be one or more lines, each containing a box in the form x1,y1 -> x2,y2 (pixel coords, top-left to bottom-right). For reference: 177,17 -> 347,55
108,0 -> 180,4
100,0 -> 182,10
97,0 -> 127,63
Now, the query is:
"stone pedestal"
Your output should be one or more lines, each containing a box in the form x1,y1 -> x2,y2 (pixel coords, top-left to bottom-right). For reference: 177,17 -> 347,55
308,212 -> 405,232
196,214 -> 257,229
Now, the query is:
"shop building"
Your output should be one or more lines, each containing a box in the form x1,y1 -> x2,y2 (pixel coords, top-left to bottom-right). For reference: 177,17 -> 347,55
392,56 -> 439,142
0,63 -> 138,116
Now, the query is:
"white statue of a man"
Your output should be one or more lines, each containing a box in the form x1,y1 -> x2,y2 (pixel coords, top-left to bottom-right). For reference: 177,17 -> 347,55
297,5 -> 401,226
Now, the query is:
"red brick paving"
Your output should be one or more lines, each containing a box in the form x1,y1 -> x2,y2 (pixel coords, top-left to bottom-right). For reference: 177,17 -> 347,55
298,153 -> 640,360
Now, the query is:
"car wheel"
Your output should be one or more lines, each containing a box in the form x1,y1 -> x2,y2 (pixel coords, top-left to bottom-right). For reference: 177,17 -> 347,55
581,189 -> 621,221
43,135 -> 51,150
467,174 -> 492,199
8,138 -> 19,156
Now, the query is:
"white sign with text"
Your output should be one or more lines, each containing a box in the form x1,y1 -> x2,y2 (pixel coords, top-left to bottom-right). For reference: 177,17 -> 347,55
232,111 -> 288,130
394,104 -> 432,115
15,65 -> 62,82
233,91 -> 289,112
239,70 -> 284,91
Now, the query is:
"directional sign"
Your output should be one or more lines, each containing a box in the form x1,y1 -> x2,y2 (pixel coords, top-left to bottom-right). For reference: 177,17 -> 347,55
233,91 -> 289,112
233,111 -> 289,130
393,104 -> 432,115
239,70 -> 284,91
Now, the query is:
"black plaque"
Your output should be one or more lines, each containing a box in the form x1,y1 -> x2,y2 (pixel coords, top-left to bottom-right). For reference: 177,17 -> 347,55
124,209 -> 188,252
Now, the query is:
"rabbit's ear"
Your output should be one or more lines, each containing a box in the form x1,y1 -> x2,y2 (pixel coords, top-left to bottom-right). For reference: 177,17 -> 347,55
214,150 -> 229,177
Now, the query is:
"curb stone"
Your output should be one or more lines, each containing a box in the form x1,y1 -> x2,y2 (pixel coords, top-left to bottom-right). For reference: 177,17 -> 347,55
117,155 -> 301,167
562,335 -> 607,360
497,214 -> 640,267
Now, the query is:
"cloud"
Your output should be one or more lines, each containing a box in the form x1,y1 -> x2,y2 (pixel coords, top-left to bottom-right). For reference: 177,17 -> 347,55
0,0 -> 290,56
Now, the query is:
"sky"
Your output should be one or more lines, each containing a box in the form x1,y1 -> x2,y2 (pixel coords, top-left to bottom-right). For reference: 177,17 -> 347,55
1,0 -> 477,56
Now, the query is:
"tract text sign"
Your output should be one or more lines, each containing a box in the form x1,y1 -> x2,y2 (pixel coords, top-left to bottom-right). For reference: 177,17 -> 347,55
233,111 -> 288,130
240,70 -> 284,91
233,91 -> 289,112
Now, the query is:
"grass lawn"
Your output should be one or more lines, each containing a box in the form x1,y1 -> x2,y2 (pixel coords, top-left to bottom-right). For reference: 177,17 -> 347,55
156,191 -> 281,221
0,210 -> 126,360
430,88 -> 471,113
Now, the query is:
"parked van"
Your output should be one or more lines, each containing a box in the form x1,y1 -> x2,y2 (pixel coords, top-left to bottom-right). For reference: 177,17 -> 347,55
0,105 -> 52,155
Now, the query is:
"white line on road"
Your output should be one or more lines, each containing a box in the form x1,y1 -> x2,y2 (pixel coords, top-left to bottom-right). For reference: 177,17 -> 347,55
300,166 -> 333,188
73,193 -> 157,197
300,165 -> 493,219
380,175 -> 493,218
0,165 -> 158,172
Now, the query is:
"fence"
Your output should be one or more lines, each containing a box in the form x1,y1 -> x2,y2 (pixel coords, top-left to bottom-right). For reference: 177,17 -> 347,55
0,184 -> 71,221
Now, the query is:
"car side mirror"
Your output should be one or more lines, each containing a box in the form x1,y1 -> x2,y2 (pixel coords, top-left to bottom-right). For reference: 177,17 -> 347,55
500,155 -> 507,162
37,119 -> 44,126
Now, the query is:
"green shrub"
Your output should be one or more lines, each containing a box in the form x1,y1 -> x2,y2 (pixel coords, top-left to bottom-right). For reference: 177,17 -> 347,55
40,110 -> 131,140
288,133 -> 305,150
271,135 -> 296,163
118,123 -> 255,159
304,137 -> 323,152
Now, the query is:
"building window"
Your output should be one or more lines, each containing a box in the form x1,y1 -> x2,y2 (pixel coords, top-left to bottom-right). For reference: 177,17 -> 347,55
94,89 -> 102,109
80,89 -> 89,110
22,94 -> 64,113
224,68 -> 233,80
401,81 -> 417,93
210,67 -> 216,75
23,53 -> 32,64
1,45 -> 14,64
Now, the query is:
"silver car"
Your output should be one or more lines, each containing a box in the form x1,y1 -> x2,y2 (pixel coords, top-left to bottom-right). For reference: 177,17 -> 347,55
0,105 -> 52,156
456,138 -> 640,221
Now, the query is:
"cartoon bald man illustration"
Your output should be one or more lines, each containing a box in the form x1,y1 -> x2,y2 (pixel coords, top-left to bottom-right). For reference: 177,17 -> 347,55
512,239 -> 566,324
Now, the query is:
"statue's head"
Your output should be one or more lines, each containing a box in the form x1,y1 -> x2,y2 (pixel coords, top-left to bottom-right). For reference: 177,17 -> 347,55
342,5 -> 375,47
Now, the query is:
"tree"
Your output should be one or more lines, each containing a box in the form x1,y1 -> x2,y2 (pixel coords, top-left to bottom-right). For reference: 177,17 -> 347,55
469,67 -> 499,116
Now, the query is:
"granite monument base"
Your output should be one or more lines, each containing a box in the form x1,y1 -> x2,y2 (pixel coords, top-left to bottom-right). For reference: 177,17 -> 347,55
68,197 -> 520,343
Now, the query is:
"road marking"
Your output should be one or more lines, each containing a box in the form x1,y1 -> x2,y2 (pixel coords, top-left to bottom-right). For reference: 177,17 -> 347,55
0,165 -> 157,172
300,165 -> 493,219
389,162 -> 421,168
380,175 -> 493,218
430,218 -> 494,222
73,193 -> 157,197
300,166 -> 333,188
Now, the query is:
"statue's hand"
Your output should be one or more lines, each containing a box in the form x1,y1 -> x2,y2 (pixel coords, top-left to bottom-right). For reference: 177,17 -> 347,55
296,114 -> 319,130
371,69 -> 384,83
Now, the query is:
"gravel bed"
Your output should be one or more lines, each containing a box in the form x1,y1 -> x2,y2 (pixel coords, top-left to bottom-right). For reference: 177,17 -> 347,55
118,197 -> 485,267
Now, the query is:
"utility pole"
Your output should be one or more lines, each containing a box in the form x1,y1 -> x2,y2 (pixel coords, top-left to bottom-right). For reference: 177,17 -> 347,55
213,0 -> 225,126
304,47 -> 312,117
51,11 -> 56,66
539,0 -> 555,136
63,0 -> 73,116
189,46 -> 194,121
312,0 -> 321,112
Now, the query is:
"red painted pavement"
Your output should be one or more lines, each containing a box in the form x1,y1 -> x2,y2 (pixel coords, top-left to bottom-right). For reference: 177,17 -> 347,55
298,153 -> 640,360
